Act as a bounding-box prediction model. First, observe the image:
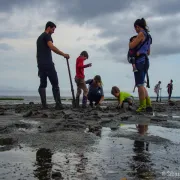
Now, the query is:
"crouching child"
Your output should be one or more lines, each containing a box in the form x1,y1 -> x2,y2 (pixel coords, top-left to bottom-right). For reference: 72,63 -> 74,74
111,86 -> 133,109
86,75 -> 104,107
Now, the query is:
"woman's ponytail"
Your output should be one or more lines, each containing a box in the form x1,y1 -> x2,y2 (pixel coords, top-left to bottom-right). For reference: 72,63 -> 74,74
134,18 -> 149,32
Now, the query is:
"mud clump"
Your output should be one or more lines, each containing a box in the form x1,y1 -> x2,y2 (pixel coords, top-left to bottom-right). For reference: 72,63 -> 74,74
0,106 -> 6,110
151,116 -> 167,122
121,115 -> 131,121
108,114 -> 115,118
15,104 -> 25,113
0,137 -> 16,146
41,113 -> 48,118
0,106 -> 6,115
14,123 -> 31,129
0,110 -> 5,115
0,126 -> 8,133
29,102 -> 34,105
34,148 -> 53,180
52,171 -> 63,180
23,110 -> 33,117
49,113 -> 57,119
63,123 -> 85,130
88,125 -> 102,137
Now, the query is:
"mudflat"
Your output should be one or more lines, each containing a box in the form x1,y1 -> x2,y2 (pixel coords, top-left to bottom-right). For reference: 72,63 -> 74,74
0,101 -> 180,180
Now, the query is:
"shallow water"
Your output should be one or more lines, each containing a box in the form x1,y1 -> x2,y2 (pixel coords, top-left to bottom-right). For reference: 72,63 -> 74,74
0,122 -> 180,180
118,124 -> 180,144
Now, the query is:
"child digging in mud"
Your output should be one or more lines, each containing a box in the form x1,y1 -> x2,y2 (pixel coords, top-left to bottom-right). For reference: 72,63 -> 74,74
75,51 -> 92,108
111,86 -> 134,110
86,75 -> 104,108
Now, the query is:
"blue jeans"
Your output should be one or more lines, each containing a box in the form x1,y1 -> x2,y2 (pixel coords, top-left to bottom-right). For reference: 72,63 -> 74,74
88,94 -> 101,105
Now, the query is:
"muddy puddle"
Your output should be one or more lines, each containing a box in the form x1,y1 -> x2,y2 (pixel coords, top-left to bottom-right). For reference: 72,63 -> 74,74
0,124 -> 180,179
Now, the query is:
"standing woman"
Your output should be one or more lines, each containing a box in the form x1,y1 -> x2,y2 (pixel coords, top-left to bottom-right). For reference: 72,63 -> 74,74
129,18 -> 152,112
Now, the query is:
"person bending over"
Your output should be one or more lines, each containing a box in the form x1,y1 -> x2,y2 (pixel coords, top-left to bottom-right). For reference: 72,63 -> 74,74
111,86 -> 133,109
86,75 -> 104,107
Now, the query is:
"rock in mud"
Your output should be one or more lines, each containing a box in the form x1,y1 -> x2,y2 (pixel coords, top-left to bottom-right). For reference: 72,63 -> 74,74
0,137 -> 16,145
100,118 -> 112,124
52,171 -> 63,179
0,110 -> 5,115
0,106 -> 6,110
41,113 -> 48,118
0,126 -> 8,133
110,126 -> 119,131
29,102 -> 34,105
32,110 -> 40,116
15,108 -> 21,113
108,114 -> 115,117
23,110 -> 33,117
151,116 -> 167,122
63,123 -> 85,129
14,123 -> 31,129
168,101 -> 175,106
92,114 -> 101,120
121,115 -> 131,121
49,113 -> 57,119
88,125 -> 102,136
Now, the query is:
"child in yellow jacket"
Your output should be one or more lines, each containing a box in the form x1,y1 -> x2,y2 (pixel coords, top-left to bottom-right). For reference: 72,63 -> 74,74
111,86 -> 133,109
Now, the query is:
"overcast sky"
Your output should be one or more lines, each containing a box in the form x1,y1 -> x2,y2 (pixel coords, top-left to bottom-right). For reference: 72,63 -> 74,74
0,0 -> 180,97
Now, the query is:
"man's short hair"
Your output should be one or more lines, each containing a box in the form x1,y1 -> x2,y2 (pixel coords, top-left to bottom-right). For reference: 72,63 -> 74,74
45,21 -> 56,30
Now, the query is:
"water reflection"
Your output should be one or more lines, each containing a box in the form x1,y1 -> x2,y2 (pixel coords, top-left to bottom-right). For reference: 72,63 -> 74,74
34,148 -> 53,180
129,124 -> 155,179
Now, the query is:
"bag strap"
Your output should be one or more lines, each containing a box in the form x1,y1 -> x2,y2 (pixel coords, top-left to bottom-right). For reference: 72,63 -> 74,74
135,31 -> 151,52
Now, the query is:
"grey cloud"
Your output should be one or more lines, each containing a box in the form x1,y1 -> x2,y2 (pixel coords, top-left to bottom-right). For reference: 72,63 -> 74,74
150,0 -> 180,15
50,0 -> 180,25
0,0 -> 42,12
54,0 -> 136,22
1,0 -> 180,61
0,0 -> 142,24
0,43 -> 14,51
0,31 -> 22,40
1,0 -> 180,22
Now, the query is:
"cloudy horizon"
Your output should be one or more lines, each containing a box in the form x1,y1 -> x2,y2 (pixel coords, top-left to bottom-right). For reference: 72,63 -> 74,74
0,0 -> 180,98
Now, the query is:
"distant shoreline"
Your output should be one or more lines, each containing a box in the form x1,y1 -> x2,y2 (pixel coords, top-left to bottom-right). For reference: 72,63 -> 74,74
0,95 -> 179,101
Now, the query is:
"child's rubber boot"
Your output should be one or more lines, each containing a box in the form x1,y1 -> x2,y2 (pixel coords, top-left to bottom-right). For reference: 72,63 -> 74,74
146,96 -> 153,112
136,99 -> 146,113
75,96 -> 80,108
82,96 -> 87,108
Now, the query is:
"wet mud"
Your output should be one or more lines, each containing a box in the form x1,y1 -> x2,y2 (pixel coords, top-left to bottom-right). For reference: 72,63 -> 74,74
0,101 -> 180,179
